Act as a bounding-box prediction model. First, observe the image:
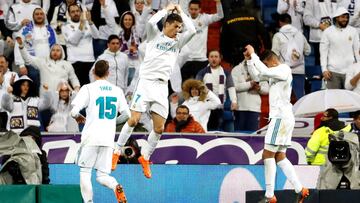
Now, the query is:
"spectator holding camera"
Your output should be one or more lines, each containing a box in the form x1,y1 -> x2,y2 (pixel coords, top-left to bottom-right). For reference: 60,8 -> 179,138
165,105 -> 205,133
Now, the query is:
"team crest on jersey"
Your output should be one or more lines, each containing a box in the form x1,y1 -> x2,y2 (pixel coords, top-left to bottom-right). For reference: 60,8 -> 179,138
10,116 -> 24,129
349,36 -> 352,41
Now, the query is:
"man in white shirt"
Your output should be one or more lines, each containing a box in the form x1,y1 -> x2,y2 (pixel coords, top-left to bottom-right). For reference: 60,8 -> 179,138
272,13 -> 311,99
320,7 -> 360,89
71,60 -> 130,203
62,4 -> 99,86
179,0 -> 223,82
5,0 -> 40,32
196,50 -> 237,131
244,45 -> 309,203
0,55 -> 18,129
90,35 -> 129,93
304,0 -> 337,66
277,0 -> 305,33
114,3 -> 196,179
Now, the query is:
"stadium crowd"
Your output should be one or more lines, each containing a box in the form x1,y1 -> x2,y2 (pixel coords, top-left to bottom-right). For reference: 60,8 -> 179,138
0,0 -> 359,134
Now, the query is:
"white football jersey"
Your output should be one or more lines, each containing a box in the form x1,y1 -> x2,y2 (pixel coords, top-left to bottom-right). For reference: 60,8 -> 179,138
139,9 -> 196,81
71,80 -> 129,147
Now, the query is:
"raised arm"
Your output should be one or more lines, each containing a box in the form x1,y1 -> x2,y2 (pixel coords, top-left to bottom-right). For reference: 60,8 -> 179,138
203,0 -> 224,26
146,9 -> 168,41
17,37 -> 43,69
177,5 -> 196,48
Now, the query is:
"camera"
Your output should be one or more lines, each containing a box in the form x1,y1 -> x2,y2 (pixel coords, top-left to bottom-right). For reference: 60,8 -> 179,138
121,146 -> 136,159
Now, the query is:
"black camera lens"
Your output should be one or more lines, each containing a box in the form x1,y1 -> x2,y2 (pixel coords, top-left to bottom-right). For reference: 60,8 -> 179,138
124,147 -> 133,156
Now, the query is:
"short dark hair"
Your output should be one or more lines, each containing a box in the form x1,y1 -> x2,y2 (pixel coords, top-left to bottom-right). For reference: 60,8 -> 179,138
176,105 -> 189,114
208,49 -> 221,57
68,3 -> 81,13
189,0 -> 201,7
165,13 -> 183,25
94,60 -> 109,77
326,108 -> 339,119
278,13 -> 292,24
259,50 -> 279,62
107,35 -> 120,43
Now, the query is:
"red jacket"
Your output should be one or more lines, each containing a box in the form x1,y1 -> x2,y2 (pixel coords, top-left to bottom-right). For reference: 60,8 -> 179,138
165,117 -> 205,133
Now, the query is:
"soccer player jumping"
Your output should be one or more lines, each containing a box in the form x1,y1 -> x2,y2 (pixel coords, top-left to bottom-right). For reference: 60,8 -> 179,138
113,3 -> 196,179
244,45 -> 309,203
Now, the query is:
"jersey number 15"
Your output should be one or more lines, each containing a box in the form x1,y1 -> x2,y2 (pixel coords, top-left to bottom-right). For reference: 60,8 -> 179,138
96,96 -> 117,119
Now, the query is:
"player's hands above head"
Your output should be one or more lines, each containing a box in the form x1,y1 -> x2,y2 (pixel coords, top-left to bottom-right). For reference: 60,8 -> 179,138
174,5 -> 183,13
245,45 -> 255,56
166,3 -> 176,11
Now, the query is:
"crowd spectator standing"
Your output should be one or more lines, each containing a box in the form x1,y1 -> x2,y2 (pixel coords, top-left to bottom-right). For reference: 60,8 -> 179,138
231,59 -> 269,132
15,8 -> 56,92
99,0 -> 142,85
62,4 -> 99,86
179,0 -> 223,82
196,50 -> 237,131
165,105 -> 205,133
220,0 -> 271,66
277,0 -> 305,33
1,75 -> 52,133
47,81 -> 78,132
320,7 -> 359,89
18,36 -> 80,94
339,0 -> 360,34
91,0 -> 130,57
50,0 -> 84,58
90,35 -> 129,93
271,13 -> 311,100
303,0 -> 337,66
170,79 -> 221,132
0,55 -> 18,129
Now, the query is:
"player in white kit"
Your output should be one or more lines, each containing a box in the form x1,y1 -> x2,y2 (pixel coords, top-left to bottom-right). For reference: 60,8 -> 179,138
71,60 -> 130,203
113,3 -> 196,179
244,45 -> 309,203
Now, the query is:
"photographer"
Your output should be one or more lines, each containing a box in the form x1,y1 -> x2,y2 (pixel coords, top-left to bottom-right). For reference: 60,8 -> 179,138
305,108 -> 351,165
